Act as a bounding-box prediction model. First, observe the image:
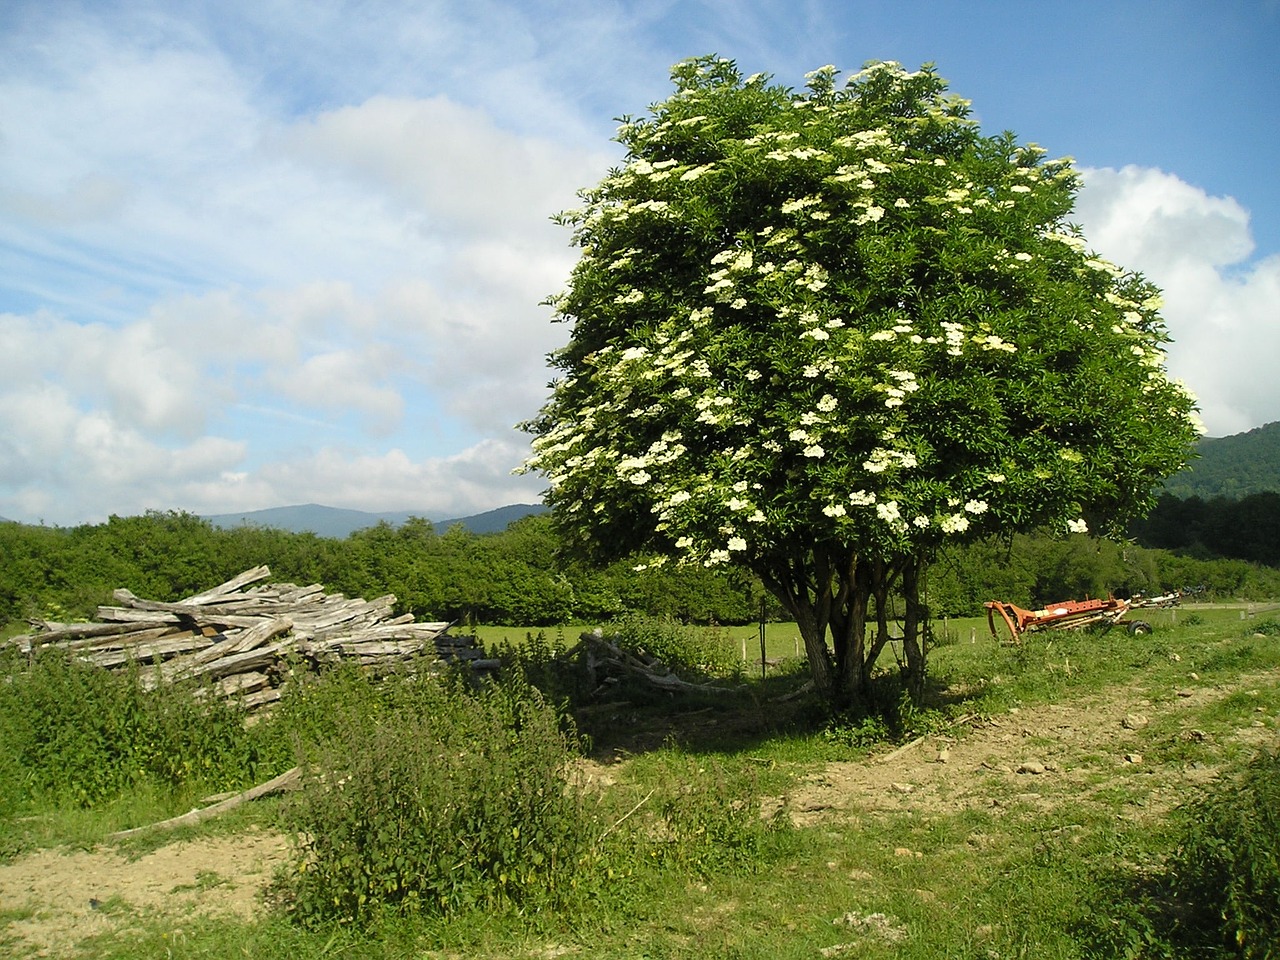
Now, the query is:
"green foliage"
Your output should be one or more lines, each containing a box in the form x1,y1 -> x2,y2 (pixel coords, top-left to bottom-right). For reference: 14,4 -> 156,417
0,648 -> 267,808
3,501 -> 1276,646
1163,420 -> 1280,500
524,55 -> 1197,569
607,615 -> 743,679
273,671 -> 590,927
821,712 -> 891,749
1135,492 -> 1280,567
520,55 -> 1199,705
1164,750 -> 1280,957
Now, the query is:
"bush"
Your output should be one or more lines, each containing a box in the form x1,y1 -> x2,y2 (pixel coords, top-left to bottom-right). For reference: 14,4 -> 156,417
0,648 -> 263,808
274,670 -> 591,927
1166,749 -> 1280,957
606,615 -> 742,679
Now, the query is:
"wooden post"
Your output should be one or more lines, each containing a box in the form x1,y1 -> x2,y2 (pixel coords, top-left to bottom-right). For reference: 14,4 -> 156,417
759,598 -> 767,679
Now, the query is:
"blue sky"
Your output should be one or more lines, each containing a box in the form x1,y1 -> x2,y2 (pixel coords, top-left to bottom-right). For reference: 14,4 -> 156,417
1,0 -> 1277,526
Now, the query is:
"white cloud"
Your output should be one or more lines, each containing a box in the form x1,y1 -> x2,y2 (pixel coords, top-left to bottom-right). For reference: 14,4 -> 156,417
245,438 -> 546,517
0,66 -> 599,526
1077,166 -> 1280,437
269,346 -> 407,435
278,94 -> 600,240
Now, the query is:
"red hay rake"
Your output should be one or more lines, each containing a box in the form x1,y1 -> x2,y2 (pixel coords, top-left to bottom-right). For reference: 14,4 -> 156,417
984,592 -> 1184,644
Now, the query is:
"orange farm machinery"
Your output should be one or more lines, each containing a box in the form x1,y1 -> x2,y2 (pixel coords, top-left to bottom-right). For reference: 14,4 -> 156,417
984,592 -> 1184,644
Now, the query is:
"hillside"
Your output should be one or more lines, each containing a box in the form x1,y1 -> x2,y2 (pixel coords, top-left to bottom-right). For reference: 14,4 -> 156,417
203,502 -> 546,538
1163,421 -> 1280,499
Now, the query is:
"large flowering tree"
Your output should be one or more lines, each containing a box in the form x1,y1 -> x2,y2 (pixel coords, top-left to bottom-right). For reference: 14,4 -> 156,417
521,57 -> 1200,703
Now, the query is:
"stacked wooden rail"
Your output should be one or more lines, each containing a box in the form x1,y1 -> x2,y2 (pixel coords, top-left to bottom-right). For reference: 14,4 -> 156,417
7,566 -> 495,710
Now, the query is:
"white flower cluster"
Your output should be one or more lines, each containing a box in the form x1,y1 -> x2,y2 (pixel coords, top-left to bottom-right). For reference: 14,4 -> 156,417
878,370 -> 920,408
863,447 -> 918,473
977,334 -> 1016,353
941,321 -> 965,356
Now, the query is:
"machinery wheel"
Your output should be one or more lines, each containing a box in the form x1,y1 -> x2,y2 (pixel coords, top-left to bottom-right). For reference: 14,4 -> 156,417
1128,620 -> 1152,636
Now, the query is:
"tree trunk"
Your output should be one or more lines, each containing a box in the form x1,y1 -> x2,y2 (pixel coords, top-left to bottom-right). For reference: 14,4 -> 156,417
900,557 -> 928,702
795,607 -> 835,698
837,559 -> 870,702
759,563 -> 835,699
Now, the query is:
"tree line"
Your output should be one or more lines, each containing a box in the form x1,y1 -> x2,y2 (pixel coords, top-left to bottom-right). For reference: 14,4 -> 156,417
3,507 -> 1277,631
1129,492 -> 1280,568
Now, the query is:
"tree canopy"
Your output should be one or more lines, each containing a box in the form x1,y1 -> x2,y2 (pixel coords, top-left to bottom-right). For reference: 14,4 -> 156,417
521,56 -> 1200,704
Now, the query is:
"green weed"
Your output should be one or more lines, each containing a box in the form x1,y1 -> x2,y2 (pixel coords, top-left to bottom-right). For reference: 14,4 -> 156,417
1164,749 -> 1280,957
0,647 -> 273,810
271,670 -> 592,927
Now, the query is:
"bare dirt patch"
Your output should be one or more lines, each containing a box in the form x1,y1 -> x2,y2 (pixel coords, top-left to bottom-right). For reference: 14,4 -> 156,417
0,826 -> 288,957
784,667 -> 1280,827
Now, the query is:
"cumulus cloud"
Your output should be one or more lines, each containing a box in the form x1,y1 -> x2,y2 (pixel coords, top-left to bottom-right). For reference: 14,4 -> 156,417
0,45 -> 605,525
278,95 -> 599,240
1076,167 -> 1280,436
1,5 -> 1272,526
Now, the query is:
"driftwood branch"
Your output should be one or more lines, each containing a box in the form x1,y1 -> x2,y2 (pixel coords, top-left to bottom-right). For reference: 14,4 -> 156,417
572,630 -> 735,698
878,735 -> 927,763
107,766 -> 302,839
599,789 -> 654,842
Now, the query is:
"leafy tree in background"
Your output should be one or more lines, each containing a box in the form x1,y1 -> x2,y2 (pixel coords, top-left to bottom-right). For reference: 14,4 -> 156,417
521,56 -> 1200,705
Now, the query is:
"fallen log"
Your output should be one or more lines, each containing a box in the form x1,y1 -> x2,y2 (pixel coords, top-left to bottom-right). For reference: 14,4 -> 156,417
180,565 -> 273,604
107,766 -> 301,840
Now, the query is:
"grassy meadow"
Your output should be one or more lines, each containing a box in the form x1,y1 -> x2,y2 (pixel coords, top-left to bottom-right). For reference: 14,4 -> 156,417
1,604 -> 1278,958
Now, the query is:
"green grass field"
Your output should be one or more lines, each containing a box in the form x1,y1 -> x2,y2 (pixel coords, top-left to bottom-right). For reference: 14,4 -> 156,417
3,603 -> 1278,958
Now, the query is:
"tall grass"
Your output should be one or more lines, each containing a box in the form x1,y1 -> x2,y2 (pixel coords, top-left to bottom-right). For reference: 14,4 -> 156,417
1164,749 -> 1280,957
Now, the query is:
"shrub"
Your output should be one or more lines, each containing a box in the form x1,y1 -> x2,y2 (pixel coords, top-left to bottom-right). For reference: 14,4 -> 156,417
491,628 -> 585,706
274,670 -> 591,927
1166,749 -> 1280,957
0,648 -> 261,807
606,615 -> 742,679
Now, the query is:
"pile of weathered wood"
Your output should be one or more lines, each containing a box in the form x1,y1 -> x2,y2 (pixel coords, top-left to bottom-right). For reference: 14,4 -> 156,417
572,628 -> 732,697
7,566 -> 495,711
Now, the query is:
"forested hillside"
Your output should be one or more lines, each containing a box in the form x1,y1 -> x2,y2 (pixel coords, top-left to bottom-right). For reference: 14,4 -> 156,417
202,503 -> 546,539
1130,491 -> 1280,567
1164,421 -> 1280,499
3,510 -> 1278,631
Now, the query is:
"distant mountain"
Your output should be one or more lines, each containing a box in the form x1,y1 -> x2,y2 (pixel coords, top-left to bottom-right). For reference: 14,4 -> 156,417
204,503 -> 547,539
1163,421 -> 1280,500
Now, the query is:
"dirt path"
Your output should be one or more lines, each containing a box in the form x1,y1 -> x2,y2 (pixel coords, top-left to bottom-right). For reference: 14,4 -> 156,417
0,827 -> 289,957
785,666 -> 1280,827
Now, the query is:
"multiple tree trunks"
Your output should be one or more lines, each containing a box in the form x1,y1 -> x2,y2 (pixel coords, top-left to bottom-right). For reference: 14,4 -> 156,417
7,565 -> 490,709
